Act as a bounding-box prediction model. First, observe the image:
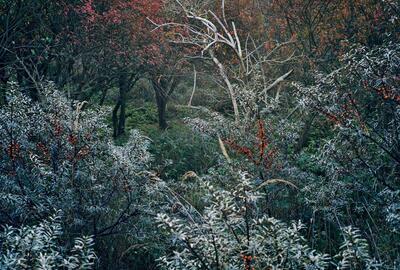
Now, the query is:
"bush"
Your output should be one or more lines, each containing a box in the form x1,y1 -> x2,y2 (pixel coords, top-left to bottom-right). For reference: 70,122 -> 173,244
0,82 -> 153,268
0,212 -> 96,269
155,164 -> 385,269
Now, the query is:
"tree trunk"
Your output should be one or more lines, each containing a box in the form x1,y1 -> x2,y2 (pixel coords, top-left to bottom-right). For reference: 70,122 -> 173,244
209,49 -> 240,122
99,88 -> 108,106
117,73 -> 128,136
153,81 -> 168,130
112,73 -> 129,138
112,100 -> 121,138
295,113 -> 316,153
188,66 -> 197,106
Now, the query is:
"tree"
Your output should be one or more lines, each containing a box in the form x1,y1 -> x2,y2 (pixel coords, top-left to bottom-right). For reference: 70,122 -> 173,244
0,0 -> 70,100
147,40 -> 187,130
257,0 -> 400,153
71,0 -> 164,136
152,0 -> 295,124
262,0 -> 396,62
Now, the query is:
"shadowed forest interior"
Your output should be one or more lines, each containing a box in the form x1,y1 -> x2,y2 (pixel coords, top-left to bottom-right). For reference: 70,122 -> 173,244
0,0 -> 400,269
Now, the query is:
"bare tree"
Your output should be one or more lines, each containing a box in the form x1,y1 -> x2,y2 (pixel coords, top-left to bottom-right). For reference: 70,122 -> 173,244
150,0 -> 295,123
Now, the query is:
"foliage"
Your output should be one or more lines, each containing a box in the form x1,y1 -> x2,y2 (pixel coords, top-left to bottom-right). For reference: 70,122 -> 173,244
1,0 -> 400,268
291,41 -> 400,264
263,0 -> 398,59
150,121 -> 219,180
0,82 -> 153,268
334,226 -> 380,270
0,82 -> 151,229
155,163 -> 387,269
0,212 -> 96,269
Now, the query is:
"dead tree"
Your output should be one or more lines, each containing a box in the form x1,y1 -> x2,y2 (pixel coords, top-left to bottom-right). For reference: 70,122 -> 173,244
150,0 -> 295,123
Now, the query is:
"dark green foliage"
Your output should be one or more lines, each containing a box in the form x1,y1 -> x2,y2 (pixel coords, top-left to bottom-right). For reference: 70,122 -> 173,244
1,0 -> 400,268
121,103 -> 220,180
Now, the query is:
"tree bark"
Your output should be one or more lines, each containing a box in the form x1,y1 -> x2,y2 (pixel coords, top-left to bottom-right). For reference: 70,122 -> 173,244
209,49 -> 240,122
295,113 -> 316,153
152,79 -> 168,130
112,73 -> 129,138
188,66 -> 197,106
117,73 -> 128,136
112,100 -> 121,138
99,88 -> 108,106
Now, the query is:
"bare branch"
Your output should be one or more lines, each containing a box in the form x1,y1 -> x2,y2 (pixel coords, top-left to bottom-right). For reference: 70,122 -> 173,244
261,70 -> 293,95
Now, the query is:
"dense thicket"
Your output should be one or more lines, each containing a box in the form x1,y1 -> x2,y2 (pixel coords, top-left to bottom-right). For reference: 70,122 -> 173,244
0,0 -> 399,269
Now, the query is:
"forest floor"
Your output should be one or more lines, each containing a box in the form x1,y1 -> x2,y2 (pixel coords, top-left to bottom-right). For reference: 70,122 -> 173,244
118,102 -> 220,181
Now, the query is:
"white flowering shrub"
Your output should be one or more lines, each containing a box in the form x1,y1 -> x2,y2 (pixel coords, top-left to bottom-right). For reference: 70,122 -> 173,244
291,41 -> 400,264
154,163 -> 391,269
178,39 -> 400,265
155,167 -> 332,269
0,212 -> 96,269
0,82 -> 153,268
334,226 -> 381,270
379,189 -> 400,233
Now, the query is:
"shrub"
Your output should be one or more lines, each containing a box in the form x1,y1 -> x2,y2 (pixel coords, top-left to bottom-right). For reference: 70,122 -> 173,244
0,212 -> 96,269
